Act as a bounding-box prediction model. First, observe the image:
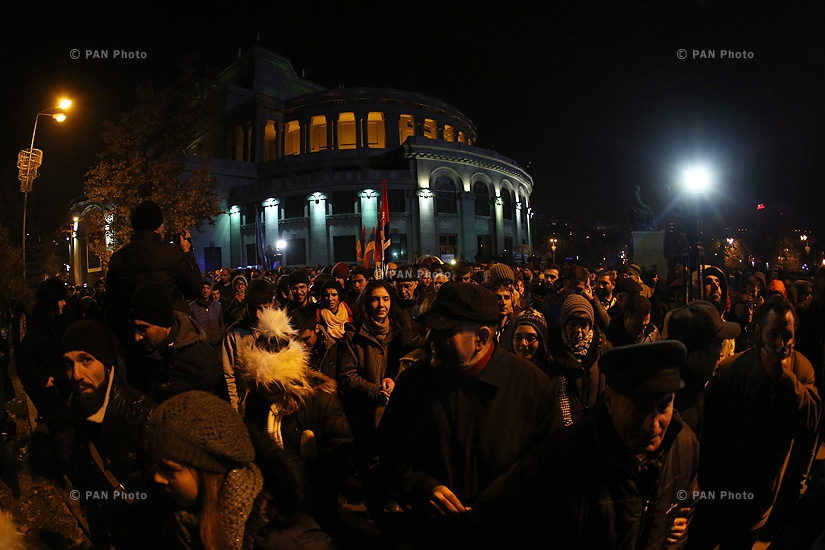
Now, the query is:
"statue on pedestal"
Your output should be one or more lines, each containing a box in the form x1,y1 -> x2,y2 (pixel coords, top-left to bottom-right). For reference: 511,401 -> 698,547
631,185 -> 657,231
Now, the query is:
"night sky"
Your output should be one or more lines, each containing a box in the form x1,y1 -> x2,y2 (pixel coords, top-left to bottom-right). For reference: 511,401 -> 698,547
3,2 -> 825,248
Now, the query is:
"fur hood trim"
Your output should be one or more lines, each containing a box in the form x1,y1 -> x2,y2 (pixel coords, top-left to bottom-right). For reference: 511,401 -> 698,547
237,308 -> 314,402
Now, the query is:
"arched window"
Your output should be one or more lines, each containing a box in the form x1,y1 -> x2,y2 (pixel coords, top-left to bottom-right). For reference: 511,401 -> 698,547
310,115 -> 327,152
338,112 -> 356,150
473,181 -> 491,216
434,176 -> 457,214
367,112 -> 386,148
399,114 -> 415,144
501,187 -> 514,220
284,120 -> 300,156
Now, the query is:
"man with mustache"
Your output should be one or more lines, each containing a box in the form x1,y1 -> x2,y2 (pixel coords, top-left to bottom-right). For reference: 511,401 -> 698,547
377,283 -> 555,546
62,320 -> 159,549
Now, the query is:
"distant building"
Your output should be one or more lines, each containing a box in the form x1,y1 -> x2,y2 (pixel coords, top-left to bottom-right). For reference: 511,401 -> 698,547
70,46 -> 534,281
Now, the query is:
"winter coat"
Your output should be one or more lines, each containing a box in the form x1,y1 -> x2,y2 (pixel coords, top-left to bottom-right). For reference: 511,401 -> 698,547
476,402 -> 699,550
696,347 -> 821,530
337,321 -> 403,449
105,229 -> 202,346
126,311 -> 227,402
223,319 -> 256,413
378,346 -> 557,509
69,373 -> 162,549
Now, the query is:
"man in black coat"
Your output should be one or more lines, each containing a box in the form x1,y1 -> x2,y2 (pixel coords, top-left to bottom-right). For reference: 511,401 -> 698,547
475,341 -> 699,549
105,200 -> 202,348
62,320 -> 162,550
377,284 -> 556,546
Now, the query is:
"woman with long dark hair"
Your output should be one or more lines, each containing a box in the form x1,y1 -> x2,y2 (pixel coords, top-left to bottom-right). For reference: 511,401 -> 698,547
337,279 -> 404,462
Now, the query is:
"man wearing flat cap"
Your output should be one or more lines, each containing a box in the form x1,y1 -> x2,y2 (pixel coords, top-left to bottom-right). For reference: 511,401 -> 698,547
106,200 -> 203,349
475,340 -> 700,548
377,283 -> 556,546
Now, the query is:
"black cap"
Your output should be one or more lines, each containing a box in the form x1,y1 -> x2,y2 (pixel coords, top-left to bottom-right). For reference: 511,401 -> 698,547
600,340 -> 687,395
131,201 -> 164,231
416,283 -> 500,330
664,300 -> 741,350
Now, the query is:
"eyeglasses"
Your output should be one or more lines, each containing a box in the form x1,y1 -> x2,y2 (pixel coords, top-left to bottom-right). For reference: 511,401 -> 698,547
514,334 -> 538,344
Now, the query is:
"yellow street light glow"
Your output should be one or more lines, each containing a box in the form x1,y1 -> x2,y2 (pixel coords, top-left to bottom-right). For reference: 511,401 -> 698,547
59,99 -> 72,110
54,113 -> 67,122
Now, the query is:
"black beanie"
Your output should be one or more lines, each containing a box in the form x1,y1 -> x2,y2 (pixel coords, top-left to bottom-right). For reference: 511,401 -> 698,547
129,282 -> 174,328
144,391 -> 255,473
131,201 -> 164,231
62,320 -> 118,369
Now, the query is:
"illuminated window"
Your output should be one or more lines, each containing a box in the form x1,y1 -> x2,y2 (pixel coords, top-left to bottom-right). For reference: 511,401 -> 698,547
285,121 -> 300,156
457,132 -> 465,143
338,112 -> 356,150
264,120 -> 277,161
368,112 -> 386,148
399,114 -> 415,144
434,176 -> 457,214
310,115 -> 327,152
423,118 -> 437,139
474,181 -> 491,216
439,234 -> 458,256
443,125 -> 454,142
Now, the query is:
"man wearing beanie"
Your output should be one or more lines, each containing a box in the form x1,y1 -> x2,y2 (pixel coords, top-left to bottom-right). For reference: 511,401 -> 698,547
378,283 -> 555,546
61,320 -> 161,549
476,341 -> 699,549
106,200 -> 203,349
127,282 -> 227,403
188,276 -> 226,351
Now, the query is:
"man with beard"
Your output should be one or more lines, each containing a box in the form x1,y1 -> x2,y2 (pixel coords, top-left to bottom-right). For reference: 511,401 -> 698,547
127,282 -> 227,402
697,265 -> 736,361
62,320 -> 160,549
287,269 -> 314,314
377,284 -> 555,546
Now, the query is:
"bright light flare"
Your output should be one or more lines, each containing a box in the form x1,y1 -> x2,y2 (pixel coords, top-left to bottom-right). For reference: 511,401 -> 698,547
59,99 -> 72,110
54,113 -> 67,122
683,167 -> 711,194
276,239 -> 286,249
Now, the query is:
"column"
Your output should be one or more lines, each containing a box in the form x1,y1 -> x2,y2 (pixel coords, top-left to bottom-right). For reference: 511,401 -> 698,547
308,193 -> 328,265
418,188 -> 437,256
460,190 -> 476,261
229,205 -> 242,267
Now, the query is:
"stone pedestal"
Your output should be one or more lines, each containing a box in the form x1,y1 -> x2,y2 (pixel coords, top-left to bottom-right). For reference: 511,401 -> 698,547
631,231 -> 667,273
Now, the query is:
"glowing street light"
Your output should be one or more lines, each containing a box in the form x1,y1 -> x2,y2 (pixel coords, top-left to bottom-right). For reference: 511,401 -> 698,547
549,237 -> 558,264
18,98 -> 72,280
682,166 -> 711,194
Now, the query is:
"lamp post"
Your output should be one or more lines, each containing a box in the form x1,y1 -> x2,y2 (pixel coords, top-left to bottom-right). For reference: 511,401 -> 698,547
680,165 -> 712,302
18,99 -> 72,280
549,238 -> 558,264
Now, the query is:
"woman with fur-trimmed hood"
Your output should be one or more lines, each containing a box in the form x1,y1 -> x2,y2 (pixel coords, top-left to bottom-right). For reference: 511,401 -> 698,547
237,306 -> 354,533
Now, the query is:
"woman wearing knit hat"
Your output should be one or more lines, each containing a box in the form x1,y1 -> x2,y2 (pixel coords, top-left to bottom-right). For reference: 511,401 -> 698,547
546,294 -> 610,429
145,390 -> 330,549
511,308 -> 552,375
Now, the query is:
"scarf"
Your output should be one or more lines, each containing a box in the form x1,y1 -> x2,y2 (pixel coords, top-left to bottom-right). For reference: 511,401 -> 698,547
562,327 -> 594,361
171,464 -> 263,550
320,305 -> 349,341
367,316 -> 391,343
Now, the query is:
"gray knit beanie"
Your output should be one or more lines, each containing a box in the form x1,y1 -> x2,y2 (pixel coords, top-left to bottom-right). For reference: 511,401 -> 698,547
489,263 -> 515,284
560,294 -> 594,328
144,391 -> 254,473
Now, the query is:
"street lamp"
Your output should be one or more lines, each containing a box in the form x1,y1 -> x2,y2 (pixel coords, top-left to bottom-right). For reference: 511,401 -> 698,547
17,99 -> 72,280
680,164 -> 713,302
549,238 -> 558,264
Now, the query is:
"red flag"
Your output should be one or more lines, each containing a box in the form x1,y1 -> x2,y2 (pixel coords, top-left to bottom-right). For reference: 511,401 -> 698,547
363,226 -> 376,268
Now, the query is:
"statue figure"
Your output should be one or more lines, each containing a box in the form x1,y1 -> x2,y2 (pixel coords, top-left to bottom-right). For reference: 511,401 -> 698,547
631,185 -> 657,231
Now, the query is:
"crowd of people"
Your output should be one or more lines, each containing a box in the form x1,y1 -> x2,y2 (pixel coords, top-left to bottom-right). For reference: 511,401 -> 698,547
2,199 -> 823,549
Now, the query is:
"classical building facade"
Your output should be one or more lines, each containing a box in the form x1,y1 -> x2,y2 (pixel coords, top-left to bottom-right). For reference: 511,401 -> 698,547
70,46 -> 534,281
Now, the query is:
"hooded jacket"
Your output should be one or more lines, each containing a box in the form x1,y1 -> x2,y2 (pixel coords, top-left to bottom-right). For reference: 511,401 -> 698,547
127,311 -> 227,402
